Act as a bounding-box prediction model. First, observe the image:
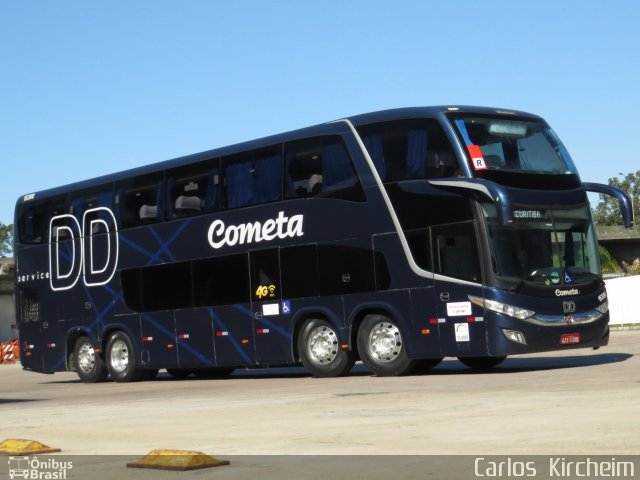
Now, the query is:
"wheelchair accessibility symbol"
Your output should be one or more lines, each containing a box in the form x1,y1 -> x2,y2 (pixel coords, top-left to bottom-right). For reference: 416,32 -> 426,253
564,270 -> 574,284
281,301 -> 291,315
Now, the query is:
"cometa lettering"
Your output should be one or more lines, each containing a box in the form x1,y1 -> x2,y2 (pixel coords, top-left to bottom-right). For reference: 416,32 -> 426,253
555,288 -> 579,297
207,211 -> 304,249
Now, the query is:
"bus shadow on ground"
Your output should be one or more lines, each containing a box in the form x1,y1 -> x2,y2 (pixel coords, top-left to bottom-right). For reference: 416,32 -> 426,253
37,352 -> 633,384
0,398 -> 43,404
425,352 -> 634,375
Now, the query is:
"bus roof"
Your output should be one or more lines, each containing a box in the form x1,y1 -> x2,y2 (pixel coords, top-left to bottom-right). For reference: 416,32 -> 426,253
15,105 -> 541,208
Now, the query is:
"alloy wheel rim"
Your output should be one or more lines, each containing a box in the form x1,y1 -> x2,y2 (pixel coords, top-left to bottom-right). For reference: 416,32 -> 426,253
109,339 -> 130,373
368,322 -> 402,363
307,326 -> 339,364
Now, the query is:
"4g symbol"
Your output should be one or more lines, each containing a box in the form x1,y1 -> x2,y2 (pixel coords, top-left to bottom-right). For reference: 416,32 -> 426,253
255,284 -> 276,299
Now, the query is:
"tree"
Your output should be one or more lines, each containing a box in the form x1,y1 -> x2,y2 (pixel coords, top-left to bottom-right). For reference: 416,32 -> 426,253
599,245 -> 622,274
0,222 -> 13,256
593,170 -> 640,226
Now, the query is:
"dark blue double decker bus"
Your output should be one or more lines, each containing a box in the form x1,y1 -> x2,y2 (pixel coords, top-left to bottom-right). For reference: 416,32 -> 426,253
14,106 -> 632,382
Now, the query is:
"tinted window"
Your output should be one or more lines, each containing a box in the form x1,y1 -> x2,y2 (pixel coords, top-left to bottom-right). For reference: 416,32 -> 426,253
17,196 -> 67,245
358,119 -> 459,182
193,254 -> 250,306
318,245 -> 376,295
223,146 -> 282,209
405,228 -> 432,271
115,173 -> 164,228
121,263 -> 192,312
166,159 -> 220,220
70,185 -> 114,235
431,221 -> 481,282
251,249 -> 281,301
285,136 -> 365,202
143,263 -> 192,311
280,244 -> 319,299
121,269 -> 143,312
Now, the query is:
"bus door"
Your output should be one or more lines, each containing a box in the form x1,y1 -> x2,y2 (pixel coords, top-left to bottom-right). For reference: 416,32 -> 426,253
249,248 -> 292,365
430,221 -> 488,357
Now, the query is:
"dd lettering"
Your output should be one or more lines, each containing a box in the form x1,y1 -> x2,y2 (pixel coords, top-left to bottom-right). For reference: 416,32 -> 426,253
49,208 -> 119,291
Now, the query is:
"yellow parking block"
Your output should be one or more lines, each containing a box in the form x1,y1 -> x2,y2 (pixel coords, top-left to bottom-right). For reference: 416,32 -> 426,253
126,449 -> 230,471
0,439 -> 61,455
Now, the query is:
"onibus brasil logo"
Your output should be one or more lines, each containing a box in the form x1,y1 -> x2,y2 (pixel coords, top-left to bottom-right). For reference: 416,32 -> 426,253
8,457 -> 72,480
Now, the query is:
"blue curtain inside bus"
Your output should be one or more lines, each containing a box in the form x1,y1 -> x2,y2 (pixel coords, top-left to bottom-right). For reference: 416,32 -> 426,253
226,161 -> 253,208
363,135 -> 386,181
407,129 -> 427,178
203,168 -> 220,211
253,154 -> 281,204
322,142 -> 356,191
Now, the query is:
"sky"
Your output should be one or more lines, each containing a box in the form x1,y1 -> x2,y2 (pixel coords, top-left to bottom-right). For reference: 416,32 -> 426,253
1,1 -> 639,226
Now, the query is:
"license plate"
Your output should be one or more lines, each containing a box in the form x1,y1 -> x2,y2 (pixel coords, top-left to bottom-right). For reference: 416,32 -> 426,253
560,333 -> 581,345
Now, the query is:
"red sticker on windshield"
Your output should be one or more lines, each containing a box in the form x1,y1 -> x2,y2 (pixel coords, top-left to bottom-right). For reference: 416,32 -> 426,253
467,145 -> 487,170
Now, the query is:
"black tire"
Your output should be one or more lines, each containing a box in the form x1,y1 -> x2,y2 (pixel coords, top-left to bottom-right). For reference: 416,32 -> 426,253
458,356 -> 507,370
357,314 -> 416,376
413,357 -> 444,374
74,336 -> 108,383
193,367 -> 235,379
298,318 -> 356,377
106,331 -> 142,382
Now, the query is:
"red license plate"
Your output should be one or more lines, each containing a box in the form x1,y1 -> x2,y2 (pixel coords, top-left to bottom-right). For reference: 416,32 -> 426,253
560,333 -> 581,345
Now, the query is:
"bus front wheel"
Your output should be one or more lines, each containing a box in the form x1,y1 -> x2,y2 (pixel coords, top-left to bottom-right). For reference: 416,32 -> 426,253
74,336 -> 108,383
298,318 -> 355,377
357,314 -> 416,376
106,331 -> 142,382
458,356 -> 506,370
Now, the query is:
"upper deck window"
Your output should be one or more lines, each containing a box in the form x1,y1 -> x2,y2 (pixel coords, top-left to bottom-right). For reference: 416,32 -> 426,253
222,145 -> 282,209
17,196 -> 67,245
357,119 -> 460,183
450,115 -> 578,176
285,136 -> 365,202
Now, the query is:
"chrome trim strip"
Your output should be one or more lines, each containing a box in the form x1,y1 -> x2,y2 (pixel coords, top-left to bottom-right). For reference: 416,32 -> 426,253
529,310 -> 604,326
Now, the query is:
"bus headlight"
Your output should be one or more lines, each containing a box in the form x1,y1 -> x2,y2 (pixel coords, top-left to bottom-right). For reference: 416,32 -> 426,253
469,296 -> 535,320
595,300 -> 609,315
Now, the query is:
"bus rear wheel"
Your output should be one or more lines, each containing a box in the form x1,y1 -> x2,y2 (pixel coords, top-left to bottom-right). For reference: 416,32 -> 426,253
298,318 -> 355,377
74,336 -> 108,383
357,314 -> 416,376
106,331 -> 142,382
458,356 -> 506,370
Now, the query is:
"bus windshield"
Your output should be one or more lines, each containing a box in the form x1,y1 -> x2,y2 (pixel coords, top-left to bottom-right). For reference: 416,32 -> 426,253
483,204 -> 600,289
450,115 -> 578,175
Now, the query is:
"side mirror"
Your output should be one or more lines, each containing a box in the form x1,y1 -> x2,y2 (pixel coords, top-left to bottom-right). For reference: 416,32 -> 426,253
583,183 -> 633,228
